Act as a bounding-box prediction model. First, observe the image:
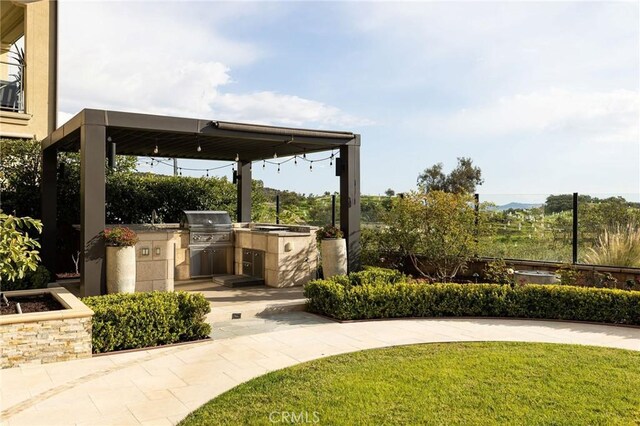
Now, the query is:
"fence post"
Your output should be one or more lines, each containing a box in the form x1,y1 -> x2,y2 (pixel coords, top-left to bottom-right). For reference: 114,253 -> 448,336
474,193 -> 479,257
331,194 -> 336,227
572,192 -> 578,264
276,194 -> 280,225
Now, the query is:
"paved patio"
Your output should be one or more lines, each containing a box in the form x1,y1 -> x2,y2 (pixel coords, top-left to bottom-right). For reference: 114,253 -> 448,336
1,312 -> 639,426
174,279 -> 306,322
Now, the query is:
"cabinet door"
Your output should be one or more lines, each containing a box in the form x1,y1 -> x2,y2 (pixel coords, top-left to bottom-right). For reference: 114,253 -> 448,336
252,251 -> 264,279
190,248 -> 213,277
211,248 -> 227,275
242,261 -> 252,276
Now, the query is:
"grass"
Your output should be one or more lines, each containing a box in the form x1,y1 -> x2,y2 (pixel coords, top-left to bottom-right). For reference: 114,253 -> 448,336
179,342 -> 640,426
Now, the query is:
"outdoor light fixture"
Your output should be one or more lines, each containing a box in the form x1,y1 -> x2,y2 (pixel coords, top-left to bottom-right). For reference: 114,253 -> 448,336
273,151 -> 278,159
107,136 -> 112,142
196,135 -> 202,152
235,153 -> 240,162
153,137 -> 159,154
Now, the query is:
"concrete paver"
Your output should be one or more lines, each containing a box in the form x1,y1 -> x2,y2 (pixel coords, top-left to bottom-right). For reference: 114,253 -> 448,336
2,312 -> 639,425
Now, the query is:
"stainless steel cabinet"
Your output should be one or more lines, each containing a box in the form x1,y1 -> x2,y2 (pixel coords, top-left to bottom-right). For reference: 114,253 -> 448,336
190,247 -> 229,277
242,249 -> 264,279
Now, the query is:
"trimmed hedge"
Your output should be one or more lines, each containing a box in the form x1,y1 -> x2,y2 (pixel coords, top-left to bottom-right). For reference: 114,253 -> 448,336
83,291 -> 211,353
304,272 -> 640,325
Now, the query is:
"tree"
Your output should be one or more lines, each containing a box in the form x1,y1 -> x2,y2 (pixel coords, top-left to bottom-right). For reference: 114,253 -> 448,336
382,191 -> 482,281
384,188 -> 395,197
0,211 -> 42,290
417,157 -> 483,194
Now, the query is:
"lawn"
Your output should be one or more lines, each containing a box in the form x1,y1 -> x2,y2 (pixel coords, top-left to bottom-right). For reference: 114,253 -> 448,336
179,342 -> 640,426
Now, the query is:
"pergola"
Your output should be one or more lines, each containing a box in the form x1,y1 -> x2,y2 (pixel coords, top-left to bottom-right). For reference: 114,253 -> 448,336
41,109 -> 361,296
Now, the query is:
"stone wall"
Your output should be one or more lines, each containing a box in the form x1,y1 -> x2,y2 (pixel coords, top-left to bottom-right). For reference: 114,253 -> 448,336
0,288 -> 94,369
1,316 -> 92,368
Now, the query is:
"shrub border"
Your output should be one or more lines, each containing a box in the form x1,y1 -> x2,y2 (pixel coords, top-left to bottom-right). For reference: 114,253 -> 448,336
304,274 -> 640,326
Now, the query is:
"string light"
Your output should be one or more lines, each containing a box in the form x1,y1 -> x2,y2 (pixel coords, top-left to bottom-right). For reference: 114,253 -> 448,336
153,137 -> 159,154
277,164 -> 280,174
235,153 -> 240,162
263,160 -> 266,169
179,168 -> 182,176
310,161 -> 313,171
294,155 -> 297,165
196,135 -> 201,152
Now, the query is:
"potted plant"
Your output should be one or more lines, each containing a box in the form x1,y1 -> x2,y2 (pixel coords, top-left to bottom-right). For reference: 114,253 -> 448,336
102,226 -> 139,294
316,225 -> 347,278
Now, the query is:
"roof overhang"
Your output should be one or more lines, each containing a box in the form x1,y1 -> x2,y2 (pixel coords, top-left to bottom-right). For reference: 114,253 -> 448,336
42,109 -> 358,161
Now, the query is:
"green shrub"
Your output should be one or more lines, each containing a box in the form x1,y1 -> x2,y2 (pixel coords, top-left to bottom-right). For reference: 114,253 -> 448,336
84,291 -> 211,353
1,265 -> 51,291
304,272 -> 640,324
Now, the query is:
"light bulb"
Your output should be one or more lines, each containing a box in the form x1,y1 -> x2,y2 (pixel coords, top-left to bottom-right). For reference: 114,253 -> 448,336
179,169 -> 182,176
206,170 -> 209,177
197,144 -> 202,152
310,162 -> 313,171
294,156 -> 297,165
273,152 -> 278,159
153,145 -> 159,154
277,165 -> 280,174
235,153 -> 240,162
262,160 -> 266,169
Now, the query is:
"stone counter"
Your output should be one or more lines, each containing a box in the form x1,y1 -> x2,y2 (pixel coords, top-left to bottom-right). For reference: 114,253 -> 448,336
123,225 -> 189,292
234,226 -> 318,288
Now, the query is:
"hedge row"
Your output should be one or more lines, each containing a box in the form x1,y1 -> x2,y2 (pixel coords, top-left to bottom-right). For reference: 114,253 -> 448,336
304,273 -> 640,325
83,291 -> 211,353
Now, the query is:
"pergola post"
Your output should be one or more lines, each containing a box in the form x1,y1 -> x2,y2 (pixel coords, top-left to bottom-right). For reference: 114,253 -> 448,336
41,146 -> 57,275
237,160 -> 252,222
80,124 -> 106,296
340,135 -> 361,272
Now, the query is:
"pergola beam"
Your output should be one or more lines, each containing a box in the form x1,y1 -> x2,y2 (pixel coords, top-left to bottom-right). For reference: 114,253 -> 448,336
237,160 -> 252,222
80,124 -> 106,296
340,136 -> 361,272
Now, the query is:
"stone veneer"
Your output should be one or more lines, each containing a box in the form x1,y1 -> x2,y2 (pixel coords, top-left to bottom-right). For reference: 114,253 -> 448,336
234,225 -> 319,287
0,288 -> 94,369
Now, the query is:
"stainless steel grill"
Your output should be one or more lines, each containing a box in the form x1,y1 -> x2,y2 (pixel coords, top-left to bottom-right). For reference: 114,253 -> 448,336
180,211 -> 233,277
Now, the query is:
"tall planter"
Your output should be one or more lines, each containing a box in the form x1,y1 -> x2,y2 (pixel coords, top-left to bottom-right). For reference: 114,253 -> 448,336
106,246 -> 136,294
321,238 -> 347,278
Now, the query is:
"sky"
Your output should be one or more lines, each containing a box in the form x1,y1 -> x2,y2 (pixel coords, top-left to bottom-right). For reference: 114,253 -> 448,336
57,1 -> 640,202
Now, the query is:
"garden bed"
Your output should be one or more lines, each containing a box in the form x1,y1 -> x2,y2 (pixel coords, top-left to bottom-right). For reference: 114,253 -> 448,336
1,293 -> 65,315
0,288 -> 94,368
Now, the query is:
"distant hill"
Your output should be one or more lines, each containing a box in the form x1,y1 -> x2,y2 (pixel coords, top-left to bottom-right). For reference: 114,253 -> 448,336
491,202 -> 543,211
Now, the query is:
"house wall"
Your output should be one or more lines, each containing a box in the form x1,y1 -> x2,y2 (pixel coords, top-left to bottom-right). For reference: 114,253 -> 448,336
0,0 -> 57,140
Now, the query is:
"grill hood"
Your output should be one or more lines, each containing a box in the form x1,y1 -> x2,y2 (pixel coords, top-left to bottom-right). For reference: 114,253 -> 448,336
180,211 -> 232,230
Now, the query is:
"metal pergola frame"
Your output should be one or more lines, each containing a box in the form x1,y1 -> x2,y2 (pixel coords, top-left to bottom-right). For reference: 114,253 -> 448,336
41,109 -> 361,296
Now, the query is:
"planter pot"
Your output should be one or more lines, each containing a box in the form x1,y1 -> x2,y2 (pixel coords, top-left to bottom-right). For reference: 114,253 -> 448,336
321,238 -> 347,278
106,246 -> 136,294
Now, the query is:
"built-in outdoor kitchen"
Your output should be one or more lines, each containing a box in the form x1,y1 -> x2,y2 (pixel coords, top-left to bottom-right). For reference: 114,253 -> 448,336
127,211 -> 318,292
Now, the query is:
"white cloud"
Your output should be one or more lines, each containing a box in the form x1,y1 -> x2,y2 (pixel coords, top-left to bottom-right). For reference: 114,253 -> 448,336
211,91 -> 374,128
57,2 -> 369,129
419,89 -> 639,145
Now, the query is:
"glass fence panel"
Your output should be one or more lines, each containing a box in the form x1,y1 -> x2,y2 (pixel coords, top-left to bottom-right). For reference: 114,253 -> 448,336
269,193 -> 340,226
477,194 -> 573,263
576,193 -> 640,268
